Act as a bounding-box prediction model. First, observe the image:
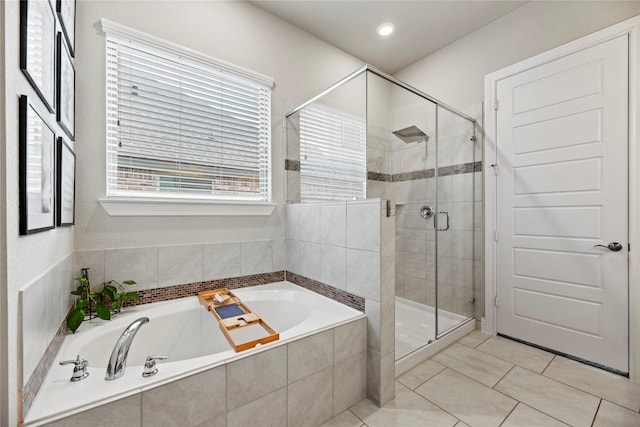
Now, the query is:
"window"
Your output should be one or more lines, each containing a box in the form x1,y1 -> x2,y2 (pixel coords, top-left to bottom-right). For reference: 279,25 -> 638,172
299,105 -> 367,202
103,21 -> 272,207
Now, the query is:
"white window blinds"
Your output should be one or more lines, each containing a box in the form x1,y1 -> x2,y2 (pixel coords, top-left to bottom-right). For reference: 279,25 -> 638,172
299,105 -> 367,202
105,33 -> 271,202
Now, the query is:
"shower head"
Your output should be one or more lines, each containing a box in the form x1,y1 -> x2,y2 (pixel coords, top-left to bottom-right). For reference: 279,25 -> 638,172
392,125 -> 429,144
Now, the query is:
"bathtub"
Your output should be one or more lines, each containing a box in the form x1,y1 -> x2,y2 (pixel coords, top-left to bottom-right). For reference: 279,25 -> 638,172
24,281 -> 366,426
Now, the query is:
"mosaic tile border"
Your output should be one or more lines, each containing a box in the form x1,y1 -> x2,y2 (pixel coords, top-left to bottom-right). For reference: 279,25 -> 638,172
392,169 -> 435,182
287,158 -> 481,183
285,159 -> 300,171
438,161 -> 482,177
131,271 -> 286,306
22,314 -> 68,421
371,160 -> 483,182
285,271 -> 365,312
367,171 -> 392,182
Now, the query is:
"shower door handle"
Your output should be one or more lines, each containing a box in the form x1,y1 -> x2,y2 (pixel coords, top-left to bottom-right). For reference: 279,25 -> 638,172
435,210 -> 450,231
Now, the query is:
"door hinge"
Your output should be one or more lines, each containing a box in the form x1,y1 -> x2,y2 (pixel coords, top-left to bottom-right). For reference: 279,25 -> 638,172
494,230 -> 498,241
494,99 -> 499,111
629,243 -> 631,252
494,295 -> 499,308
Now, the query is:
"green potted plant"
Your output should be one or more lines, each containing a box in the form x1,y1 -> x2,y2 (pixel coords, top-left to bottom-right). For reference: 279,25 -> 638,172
66,268 -> 140,333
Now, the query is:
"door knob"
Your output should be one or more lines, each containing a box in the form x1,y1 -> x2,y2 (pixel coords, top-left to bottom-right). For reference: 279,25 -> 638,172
420,206 -> 434,219
593,242 -> 623,252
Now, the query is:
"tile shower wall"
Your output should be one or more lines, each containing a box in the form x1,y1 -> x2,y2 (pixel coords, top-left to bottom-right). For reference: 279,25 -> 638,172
74,239 -> 286,292
45,317 -> 367,427
391,107 -> 482,321
285,199 -> 396,405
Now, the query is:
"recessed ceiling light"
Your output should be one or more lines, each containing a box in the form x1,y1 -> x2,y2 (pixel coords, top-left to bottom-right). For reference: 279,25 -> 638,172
377,23 -> 395,37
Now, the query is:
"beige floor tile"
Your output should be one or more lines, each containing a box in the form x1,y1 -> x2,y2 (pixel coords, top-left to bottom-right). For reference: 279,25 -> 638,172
350,382 -> 458,427
476,336 -> 554,374
415,368 -> 517,426
396,359 -> 446,390
454,422 -> 470,427
593,400 -> 640,427
319,410 -> 364,427
431,343 -> 513,387
495,366 -> 600,426
457,330 -> 491,348
501,403 -> 569,427
543,356 -> 640,412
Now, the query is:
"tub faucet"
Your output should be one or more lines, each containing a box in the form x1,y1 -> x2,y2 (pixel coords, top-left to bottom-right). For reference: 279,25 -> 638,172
105,317 -> 149,380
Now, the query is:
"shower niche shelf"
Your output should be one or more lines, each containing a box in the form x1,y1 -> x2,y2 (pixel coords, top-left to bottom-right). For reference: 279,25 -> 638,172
198,288 -> 279,352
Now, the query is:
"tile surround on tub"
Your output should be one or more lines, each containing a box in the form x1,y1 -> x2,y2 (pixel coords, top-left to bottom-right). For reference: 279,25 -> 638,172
141,365 -> 226,427
285,271 -> 365,312
159,244 -> 204,286
22,317 -> 67,420
287,329 -> 334,384
38,317 -> 366,427
75,239 -> 286,292
285,199 -> 395,406
20,254 -> 74,420
203,242 -> 242,279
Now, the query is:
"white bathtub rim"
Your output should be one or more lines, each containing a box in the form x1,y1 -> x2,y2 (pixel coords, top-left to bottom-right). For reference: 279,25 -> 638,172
24,281 -> 364,426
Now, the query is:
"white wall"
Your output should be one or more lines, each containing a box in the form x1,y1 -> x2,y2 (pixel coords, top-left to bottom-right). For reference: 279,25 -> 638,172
74,0 -> 363,251
0,0 -> 7,421
395,1 -> 640,117
2,0 -> 76,425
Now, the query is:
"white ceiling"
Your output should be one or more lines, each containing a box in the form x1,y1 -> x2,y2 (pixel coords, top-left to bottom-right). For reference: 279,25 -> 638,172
249,1 -> 527,74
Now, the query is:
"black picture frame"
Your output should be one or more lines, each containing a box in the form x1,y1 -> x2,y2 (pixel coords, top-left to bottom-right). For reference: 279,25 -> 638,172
56,137 -> 75,226
56,0 -> 75,57
56,32 -> 75,140
20,0 -> 56,113
19,95 -> 56,235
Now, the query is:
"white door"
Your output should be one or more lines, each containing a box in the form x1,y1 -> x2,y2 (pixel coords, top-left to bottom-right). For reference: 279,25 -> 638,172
495,35 -> 629,372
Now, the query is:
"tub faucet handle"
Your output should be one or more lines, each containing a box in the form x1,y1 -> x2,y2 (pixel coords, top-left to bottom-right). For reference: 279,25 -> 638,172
59,355 -> 89,382
142,355 -> 168,378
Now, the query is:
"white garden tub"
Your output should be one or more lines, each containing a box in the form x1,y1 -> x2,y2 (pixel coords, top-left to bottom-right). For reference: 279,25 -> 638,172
25,281 -> 364,426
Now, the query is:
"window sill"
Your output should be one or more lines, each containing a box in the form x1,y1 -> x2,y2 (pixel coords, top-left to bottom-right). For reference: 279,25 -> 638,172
98,197 -> 277,217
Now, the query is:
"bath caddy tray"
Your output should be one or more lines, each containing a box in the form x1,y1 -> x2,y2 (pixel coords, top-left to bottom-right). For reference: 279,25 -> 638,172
198,288 -> 279,352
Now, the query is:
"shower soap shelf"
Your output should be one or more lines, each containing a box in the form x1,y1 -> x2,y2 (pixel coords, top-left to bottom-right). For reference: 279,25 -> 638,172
198,288 -> 279,352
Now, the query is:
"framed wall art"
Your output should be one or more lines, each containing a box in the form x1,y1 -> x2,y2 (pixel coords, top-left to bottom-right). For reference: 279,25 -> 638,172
19,95 -> 56,235
56,137 -> 75,226
56,32 -> 75,140
56,0 -> 75,56
20,0 -> 56,113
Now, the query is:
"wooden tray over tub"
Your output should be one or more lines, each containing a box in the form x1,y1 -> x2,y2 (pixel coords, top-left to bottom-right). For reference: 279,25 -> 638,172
197,288 -> 279,352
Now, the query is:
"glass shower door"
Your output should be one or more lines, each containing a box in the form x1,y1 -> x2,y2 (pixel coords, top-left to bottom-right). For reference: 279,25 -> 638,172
436,106 -> 476,337
385,75 -> 439,359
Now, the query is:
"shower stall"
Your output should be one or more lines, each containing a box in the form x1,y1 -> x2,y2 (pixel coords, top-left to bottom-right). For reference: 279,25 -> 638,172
285,65 -> 480,376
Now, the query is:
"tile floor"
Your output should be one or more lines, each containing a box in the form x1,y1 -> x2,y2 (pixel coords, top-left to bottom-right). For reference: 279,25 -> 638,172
321,330 -> 640,427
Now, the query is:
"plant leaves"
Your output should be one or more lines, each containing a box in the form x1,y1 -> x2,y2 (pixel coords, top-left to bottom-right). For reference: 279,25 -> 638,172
122,280 -> 137,285
102,285 -> 116,300
111,301 -> 121,310
124,293 -> 140,301
76,299 -> 87,309
95,302 -> 111,320
70,289 -> 83,296
67,308 -> 85,333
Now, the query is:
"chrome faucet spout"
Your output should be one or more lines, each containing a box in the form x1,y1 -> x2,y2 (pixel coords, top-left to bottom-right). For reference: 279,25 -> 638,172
105,317 -> 149,380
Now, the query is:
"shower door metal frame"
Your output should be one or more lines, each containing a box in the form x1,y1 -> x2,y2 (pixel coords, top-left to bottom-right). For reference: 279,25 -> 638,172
286,64 -> 475,122
286,64 -> 479,357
